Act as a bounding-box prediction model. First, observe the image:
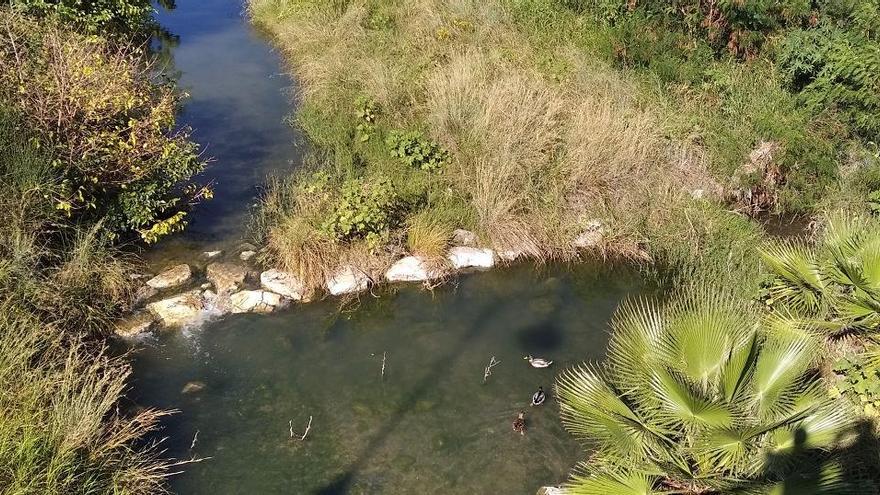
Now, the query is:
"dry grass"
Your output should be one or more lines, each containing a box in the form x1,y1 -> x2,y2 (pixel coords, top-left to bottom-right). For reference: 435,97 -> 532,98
406,209 -> 452,260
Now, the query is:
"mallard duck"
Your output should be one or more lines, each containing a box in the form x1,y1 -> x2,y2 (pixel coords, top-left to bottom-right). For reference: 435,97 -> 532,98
524,355 -> 553,368
512,411 -> 526,435
531,386 -> 546,406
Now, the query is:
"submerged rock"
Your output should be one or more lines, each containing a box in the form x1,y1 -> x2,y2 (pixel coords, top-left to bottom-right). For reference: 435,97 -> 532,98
147,290 -> 204,327
114,312 -> 155,338
203,250 -> 223,259
229,290 -> 283,314
207,262 -> 248,295
447,246 -> 495,270
385,256 -> 440,282
181,381 -> 206,395
146,264 -> 192,289
451,228 -> 478,247
261,269 -> 310,301
572,219 -> 604,249
326,265 -> 370,296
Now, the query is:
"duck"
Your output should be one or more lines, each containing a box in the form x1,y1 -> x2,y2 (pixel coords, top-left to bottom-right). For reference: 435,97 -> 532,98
524,355 -> 553,368
531,386 -> 546,406
512,411 -> 526,435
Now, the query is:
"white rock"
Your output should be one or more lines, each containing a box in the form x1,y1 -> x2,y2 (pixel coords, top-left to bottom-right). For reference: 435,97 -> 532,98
536,487 -> 564,495
229,290 -> 283,314
147,291 -> 204,327
239,250 -> 257,261
326,265 -> 370,296
447,247 -> 495,270
206,262 -> 248,295
451,228 -> 477,247
146,264 -> 192,289
573,220 -> 604,249
691,189 -> 705,200
498,248 -> 526,262
261,269 -> 310,301
114,312 -> 155,338
385,256 -> 440,282
203,250 -> 223,259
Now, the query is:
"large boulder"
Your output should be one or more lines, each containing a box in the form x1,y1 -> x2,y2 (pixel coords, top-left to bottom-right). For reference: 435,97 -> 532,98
447,247 -> 495,270
451,229 -> 478,247
261,269 -> 310,301
326,265 -> 370,296
229,290 -> 283,314
206,262 -> 248,295
385,256 -> 441,282
146,264 -> 192,290
114,312 -> 155,338
147,291 -> 204,327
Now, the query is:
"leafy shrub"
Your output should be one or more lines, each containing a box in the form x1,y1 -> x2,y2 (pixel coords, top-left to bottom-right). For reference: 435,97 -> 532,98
831,351 -> 880,417
321,177 -> 401,245
10,0 -> 155,33
354,96 -> 379,142
386,130 -> 449,172
0,11 -> 207,242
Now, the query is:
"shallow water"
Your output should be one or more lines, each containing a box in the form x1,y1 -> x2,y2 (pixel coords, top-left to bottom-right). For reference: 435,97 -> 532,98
130,263 -> 649,494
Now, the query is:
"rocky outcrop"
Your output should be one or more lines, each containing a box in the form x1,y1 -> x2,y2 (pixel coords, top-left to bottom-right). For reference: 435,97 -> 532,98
573,220 -> 604,249
146,264 -> 192,290
385,256 -> 441,282
229,290 -> 283,314
451,228 -> 477,247
207,262 -> 248,295
326,265 -> 370,295
447,247 -> 495,270
147,290 -> 204,327
261,269 -> 310,301
114,312 -> 155,338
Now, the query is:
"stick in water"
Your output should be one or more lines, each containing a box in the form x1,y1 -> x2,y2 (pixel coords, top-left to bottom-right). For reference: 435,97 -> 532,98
381,351 -> 387,381
483,356 -> 500,383
288,420 -> 294,439
190,430 -> 199,450
300,415 -> 313,441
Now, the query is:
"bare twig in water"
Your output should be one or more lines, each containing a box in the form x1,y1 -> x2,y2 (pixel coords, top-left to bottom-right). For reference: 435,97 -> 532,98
483,356 -> 501,383
381,351 -> 387,381
190,430 -> 199,450
289,420 -> 294,439
300,415 -> 313,441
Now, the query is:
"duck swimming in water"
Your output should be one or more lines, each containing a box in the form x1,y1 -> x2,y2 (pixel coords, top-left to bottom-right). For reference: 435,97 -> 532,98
524,355 -> 553,368
531,386 -> 546,406
512,411 -> 526,435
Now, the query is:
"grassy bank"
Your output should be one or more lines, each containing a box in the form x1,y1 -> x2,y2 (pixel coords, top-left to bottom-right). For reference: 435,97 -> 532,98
0,5 -> 203,493
249,0 -> 772,296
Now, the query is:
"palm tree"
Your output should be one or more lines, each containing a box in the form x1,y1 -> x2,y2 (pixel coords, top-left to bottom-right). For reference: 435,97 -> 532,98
555,294 -> 859,494
760,213 -> 880,334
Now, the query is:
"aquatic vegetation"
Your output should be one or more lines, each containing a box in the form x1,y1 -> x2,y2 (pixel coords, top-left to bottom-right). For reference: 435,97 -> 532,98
556,294 -> 864,494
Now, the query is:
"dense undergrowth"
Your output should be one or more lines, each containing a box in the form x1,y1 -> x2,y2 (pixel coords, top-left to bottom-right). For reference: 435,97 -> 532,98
0,4 -> 201,494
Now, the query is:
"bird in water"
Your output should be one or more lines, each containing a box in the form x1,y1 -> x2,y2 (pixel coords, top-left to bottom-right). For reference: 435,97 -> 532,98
524,355 -> 553,368
531,386 -> 546,406
512,411 -> 526,435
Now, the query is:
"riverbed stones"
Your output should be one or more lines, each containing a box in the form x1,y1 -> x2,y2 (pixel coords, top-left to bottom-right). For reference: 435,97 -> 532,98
229,290 -> 283,314
385,256 -> 440,282
146,264 -> 192,289
451,228 -> 477,247
326,265 -> 370,295
146,290 -> 204,327
447,246 -> 495,270
206,262 -> 248,295
114,312 -> 155,338
572,219 -> 604,249
261,268 -> 310,301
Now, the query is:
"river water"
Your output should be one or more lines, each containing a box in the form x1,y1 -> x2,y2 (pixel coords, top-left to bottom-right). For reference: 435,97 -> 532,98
131,2 -> 651,493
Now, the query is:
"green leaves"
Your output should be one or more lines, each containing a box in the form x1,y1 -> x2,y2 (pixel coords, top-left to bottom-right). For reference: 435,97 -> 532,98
320,176 -> 401,246
385,130 -> 449,172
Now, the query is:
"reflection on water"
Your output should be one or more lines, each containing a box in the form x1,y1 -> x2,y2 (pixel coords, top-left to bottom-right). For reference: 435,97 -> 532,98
129,263 -> 650,494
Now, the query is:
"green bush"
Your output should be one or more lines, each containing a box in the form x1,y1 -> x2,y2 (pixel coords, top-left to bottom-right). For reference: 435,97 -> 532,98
10,0 -> 156,33
386,130 -> 449,172
831,350 -> 880,417
321,177 -> 401,245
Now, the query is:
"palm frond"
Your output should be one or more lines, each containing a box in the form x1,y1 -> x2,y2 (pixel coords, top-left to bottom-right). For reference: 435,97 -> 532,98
649,368 -> 734,429
607,298 -> 665,394
564,466 -> 660,495
748,332 -> 816,420
759,241 -> 827,315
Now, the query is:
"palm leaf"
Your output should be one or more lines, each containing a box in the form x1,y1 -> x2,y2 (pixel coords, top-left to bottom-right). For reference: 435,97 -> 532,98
564,467 -> 660,495
607,298 -> 665,395
759,241 -> 827,315
748,333 -> 816,420
649,368 -> 734,429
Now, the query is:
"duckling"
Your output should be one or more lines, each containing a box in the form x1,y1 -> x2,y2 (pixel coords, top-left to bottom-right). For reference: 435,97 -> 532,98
512,411 -> 526,435
524,355 -> 553,368
531,386 -> 546,406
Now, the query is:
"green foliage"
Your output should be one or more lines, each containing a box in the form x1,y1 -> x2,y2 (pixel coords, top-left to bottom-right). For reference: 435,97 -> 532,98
0,11 -> 207,243
831,350 -> 880,417
354,96 -> 380,142
386,130 -> 449,172
321,176 -> 401,245
556,293 -> 862,493
10,0 -> 155,33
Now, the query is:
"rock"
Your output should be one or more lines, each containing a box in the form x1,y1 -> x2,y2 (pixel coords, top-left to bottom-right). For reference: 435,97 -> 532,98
261,269 -> 310,301
133,285 -> 158,306
385,256 -> 441,282
498,248 -> 526,262
146,264 -> 192,289
691,188 -> 705,200
202,290 -> 219,303
206,262 -> 248,295
114,312 -> 155,338
573,220 -> 604,249
203,250 -> 223,259
239,250 -> 257,261
181,381 -> 206,395
239,242 -> 257,252
229,290 -> 283,314
451,228 -> 477,247
147,290 -> 204,327
447,247 -> 495,270
326,265 -> 370,296
536,487 -> 563,495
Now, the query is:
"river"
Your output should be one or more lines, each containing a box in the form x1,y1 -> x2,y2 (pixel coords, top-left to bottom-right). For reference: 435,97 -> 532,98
130,2 -> 650,493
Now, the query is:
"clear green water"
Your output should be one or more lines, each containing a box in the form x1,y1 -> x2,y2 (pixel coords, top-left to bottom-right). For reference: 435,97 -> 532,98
129,263 -> 650,494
